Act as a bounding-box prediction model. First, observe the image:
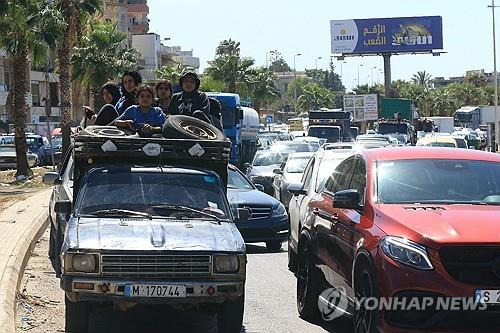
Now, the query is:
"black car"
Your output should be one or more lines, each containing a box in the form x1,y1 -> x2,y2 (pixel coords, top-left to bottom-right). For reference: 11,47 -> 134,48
228,165 -> 288,252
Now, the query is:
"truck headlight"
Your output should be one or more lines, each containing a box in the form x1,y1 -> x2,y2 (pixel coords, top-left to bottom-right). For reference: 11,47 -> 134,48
66,254 -> 99,273
214,255 -> 239,273
380,236 -> 433,270
272,203 -> 286,217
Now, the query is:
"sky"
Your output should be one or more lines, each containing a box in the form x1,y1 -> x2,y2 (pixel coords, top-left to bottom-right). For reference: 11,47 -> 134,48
149,0 -> 496,91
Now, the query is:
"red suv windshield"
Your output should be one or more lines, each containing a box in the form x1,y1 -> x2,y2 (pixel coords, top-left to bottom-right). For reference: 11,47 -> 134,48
377,159 -> 500,204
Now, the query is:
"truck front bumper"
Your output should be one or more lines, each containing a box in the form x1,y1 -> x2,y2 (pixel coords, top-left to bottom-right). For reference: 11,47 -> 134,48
61,275 -> 244,304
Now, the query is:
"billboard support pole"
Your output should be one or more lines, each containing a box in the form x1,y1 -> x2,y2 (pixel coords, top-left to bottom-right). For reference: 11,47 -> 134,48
383,54 -> 392,98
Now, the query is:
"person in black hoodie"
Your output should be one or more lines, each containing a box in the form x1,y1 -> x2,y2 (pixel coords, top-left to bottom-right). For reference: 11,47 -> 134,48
168,70 -> 211,124
115,70 -> 142,115
81,82 -> 120,127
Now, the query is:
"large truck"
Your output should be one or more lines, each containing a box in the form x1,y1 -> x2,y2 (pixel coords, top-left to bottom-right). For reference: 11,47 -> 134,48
307,109 -> 352,142
207,93 -> 259,167
454,106 -> 480,130
426,116 -> 454,133
378,98 -> 417,144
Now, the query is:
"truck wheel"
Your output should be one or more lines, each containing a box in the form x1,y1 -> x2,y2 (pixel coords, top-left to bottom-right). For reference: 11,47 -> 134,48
65,297 -> 90,333
217,295 -> 244,333
163,115 -> 226,141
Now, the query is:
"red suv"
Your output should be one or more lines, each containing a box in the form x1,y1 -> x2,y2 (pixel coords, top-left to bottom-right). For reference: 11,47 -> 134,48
292,147 -> 500,332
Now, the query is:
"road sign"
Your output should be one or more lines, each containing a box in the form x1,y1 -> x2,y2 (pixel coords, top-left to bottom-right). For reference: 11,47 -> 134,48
266,115 -> 273,124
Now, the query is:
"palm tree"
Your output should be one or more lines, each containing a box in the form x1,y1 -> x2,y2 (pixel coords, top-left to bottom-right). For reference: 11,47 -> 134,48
206,39 -> 256,93
247,67 -> 279,111
56,0 -> 102,156
216,39 -> 240,57
72,20 -> 139,108
296,84 -> 333,112
0,0 -> 64,178
411,71 -> 433,88
206,55 -> 255,93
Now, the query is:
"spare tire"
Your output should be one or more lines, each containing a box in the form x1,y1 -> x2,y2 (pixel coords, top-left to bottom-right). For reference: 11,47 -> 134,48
163,115 -> 226,141
78,126 -> 136,137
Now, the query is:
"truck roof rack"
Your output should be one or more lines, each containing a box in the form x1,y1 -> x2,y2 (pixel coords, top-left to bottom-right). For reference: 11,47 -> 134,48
72,131 -> 231,188
74,134 -> 230,162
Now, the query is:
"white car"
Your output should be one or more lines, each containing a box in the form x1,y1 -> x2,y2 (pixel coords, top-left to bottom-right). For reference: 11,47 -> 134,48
287,149 -> 354,272
0,145 -> 38,170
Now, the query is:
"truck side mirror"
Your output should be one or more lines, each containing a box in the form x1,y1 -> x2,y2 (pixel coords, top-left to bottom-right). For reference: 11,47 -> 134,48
239,109 -> 244,121
54,200 -> 72,216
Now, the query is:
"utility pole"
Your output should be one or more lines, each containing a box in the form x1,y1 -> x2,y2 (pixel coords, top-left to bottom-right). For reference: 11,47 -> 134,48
490,0 -> 499,152
383,54 -> 392,97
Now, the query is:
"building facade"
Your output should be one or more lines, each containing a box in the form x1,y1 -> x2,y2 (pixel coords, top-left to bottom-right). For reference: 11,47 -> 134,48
127,0 -> 149,35
132,33 -> 201,81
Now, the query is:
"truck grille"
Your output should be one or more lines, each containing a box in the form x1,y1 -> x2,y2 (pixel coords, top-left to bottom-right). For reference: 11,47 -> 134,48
101,254 -> 212,279
440,246 -> 500,286
238,204 -> 272,220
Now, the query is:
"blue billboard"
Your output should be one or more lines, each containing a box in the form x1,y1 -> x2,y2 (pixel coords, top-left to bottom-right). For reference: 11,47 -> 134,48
331,16 -> 443,54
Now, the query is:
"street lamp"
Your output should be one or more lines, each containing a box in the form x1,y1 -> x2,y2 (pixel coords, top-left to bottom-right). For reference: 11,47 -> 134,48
489,0 -> 499,152
357,64 -> 364,87
315,56 -> 322,70
293,53 -> 302,103
340,60 -> 347,87
371,66 -> 377,86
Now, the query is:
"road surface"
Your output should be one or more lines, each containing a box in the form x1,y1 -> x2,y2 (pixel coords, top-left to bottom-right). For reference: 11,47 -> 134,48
15,231 -> 352,332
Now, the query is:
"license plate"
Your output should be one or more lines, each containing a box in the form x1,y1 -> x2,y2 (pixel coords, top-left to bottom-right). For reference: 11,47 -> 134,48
475,289 -> 500,304
124,284 -> 186,298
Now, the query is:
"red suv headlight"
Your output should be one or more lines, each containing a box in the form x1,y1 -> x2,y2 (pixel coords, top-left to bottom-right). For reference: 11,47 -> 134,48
380,236 -> 434,270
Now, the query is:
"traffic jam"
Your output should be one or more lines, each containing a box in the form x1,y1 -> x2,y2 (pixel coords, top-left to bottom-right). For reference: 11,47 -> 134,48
38,92 -> 500,333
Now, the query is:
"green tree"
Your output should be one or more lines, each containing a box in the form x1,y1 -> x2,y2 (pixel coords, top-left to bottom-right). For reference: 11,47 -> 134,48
156,62 -> 187,83
245,67 -> 279,111
411,70 -> 432,88
199,75 -> 226,92
72,20 -> 139,108
56,0 -> 102,156
464,72 -> 488,88
206,39 -> 255,93
0,0 -> 64,177
353,84 -> 384,95
286,76 -> 311,101
296,83 -> 334,113
325,61 -> 344,92
268,50 -> 291,72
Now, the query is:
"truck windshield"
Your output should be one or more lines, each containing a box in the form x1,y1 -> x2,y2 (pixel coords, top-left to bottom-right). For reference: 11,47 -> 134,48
454,112 -> 472,123
308,127 -> 341,141
77,168 -> 229,219
377,159 -> 500,204
378,123 -> 408,135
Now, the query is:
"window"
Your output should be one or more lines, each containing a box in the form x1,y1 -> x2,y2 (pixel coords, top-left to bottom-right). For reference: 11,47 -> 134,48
31,83 -> 40,106
349,158 -> 367,205
325,157 -> 357,194
302,158 -> 315,190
